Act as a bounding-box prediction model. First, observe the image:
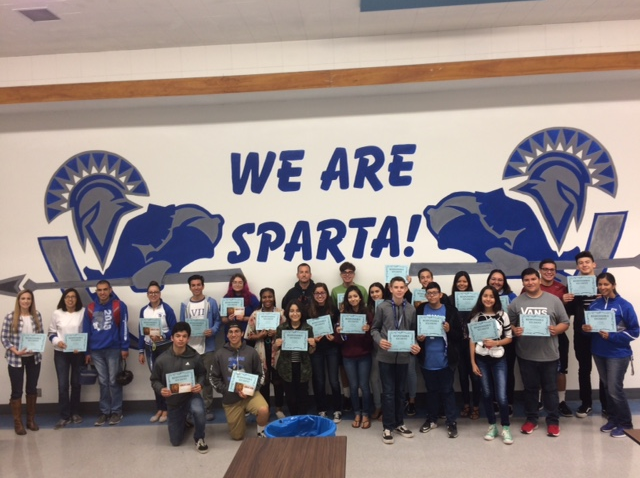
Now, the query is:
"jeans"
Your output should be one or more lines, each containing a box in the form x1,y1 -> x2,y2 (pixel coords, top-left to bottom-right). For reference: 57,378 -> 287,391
54,350 -> 83,419
518,357 -> 559,425
167,394 -> 206,446
406,354 -> 417,400
421,367 -> 457,425
476,356 -> 509,426
343,355 -> 373,416
8,356 -> 41,400
379,361 -> 408,430
310,346 -> 341,413
574,332 -> 608,410
504,341 -> 517,405
370,348 -> 382,408
594,355 -> 633,429
458,339 -> 481,407
91,348 -> 123,415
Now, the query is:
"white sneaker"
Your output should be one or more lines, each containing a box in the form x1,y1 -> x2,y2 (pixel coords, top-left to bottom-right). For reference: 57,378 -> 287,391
196,438 -> 209,454
382,429 -> 394,444
318,411 -> 327,418
333,411 -> 342,423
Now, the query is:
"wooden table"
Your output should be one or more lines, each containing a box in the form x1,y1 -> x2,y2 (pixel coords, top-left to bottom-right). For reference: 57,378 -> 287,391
624,428 -> 640,445
224,436 -> 347,478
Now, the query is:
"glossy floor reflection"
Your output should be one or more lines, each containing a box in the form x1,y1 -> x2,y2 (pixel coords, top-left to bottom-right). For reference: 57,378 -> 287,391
2,402 -> 639,478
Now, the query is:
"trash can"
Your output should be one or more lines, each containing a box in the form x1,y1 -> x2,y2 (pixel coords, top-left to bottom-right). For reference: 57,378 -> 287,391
264,415 -> 337,438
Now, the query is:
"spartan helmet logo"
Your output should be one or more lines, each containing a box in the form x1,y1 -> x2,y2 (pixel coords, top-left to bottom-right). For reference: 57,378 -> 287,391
504,127 -> 617,249
44,151 -> 149,268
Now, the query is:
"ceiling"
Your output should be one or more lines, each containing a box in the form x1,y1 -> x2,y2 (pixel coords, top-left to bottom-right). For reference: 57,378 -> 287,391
1,0 -> 640,58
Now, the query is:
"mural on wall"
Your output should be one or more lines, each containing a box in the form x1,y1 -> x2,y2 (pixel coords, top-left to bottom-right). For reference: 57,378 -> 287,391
0,127 -> 631,304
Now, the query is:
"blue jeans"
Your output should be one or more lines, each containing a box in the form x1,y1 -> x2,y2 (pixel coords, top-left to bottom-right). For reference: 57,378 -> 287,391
343,355 -> 372,416
54,350 -> 83,419
167,394 -> 206,446
518,357 -> 559,425
476,356 -> 509,426
91,348 -> 123,415
8,356 -> 41,400
379,361 -> 408,430
406,354 -> 417,400
594,355 -> 633,429
310,346 -> 341,413
421,367 -> 457,425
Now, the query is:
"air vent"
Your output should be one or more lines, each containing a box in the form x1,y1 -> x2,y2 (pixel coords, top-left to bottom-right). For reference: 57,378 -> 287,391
16,8 -> 60,22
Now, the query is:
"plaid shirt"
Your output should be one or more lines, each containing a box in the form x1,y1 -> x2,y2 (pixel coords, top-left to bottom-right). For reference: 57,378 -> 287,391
2,313 -> 43,368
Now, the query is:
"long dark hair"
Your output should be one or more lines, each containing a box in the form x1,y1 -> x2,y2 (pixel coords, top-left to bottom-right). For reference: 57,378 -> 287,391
470,285 -> 502,317
367,282 -> 386,312
487,269 -> 513,295
452,271 -> 473,295
596,272 -> 618,296
308,282 -> 336,318
284,300 -> 308,327
342,285 -> 367,314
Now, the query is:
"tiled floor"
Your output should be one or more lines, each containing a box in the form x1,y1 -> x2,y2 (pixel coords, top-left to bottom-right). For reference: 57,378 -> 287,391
2,402 -> 639,478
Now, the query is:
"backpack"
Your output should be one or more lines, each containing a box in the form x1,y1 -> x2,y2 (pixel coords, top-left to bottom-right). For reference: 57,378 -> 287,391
87,300 -> 121,327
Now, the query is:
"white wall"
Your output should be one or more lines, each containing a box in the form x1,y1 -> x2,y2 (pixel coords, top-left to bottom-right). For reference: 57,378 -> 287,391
1,74 -> 639,405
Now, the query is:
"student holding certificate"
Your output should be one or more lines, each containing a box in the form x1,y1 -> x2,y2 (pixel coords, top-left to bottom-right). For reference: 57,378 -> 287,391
245,287 -> 286,419
221,273 -> 260,338
451,271 -> 481,421
48,288 -> 86,430
583,273 -> 639,438
371,277 -> 419,445
2,290 -> 44,435
307,282 -> 342,423
469,286 -> 513,444
274,302 -> 316,416
367,282 -> 386,421
138,281 -> 177,424
335,286 -> 374,429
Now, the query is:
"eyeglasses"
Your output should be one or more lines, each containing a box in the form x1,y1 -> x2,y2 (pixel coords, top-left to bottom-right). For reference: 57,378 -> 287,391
314,292 -> 327,296
147,291 -> 160,295
540,268 -> 556,273
426,291 -> 440,296
340,271 -> 355,276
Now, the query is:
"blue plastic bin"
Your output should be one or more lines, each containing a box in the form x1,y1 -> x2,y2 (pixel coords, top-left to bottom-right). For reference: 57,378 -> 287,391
264,415 -> 337,438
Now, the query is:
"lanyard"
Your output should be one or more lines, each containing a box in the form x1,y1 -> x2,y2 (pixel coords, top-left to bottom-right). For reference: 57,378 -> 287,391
391,300 -> 406,330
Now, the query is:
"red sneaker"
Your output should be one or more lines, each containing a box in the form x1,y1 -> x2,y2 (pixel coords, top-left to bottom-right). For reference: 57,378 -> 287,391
547,424 -> 560,437
520,421 -> 538,434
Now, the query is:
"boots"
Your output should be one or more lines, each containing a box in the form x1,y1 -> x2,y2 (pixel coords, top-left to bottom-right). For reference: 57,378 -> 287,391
10,399 -> 26,435
26,394 -> 39,431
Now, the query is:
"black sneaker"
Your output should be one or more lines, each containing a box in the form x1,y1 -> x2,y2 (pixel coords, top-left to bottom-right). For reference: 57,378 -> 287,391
576,405 -> 592,418
406,402 -> 417,416
94,414 -> 108,427
54,418 -> 71,430
196,438 -> 209,454
382,428 -> 394,444
508,405 -> 513,417
447,423 -> 459,438
71,414 -> 83,424
394,425 -> 414,438
420,420 -> 437,433
559,401 -> 573,417
108,413 -> 123,425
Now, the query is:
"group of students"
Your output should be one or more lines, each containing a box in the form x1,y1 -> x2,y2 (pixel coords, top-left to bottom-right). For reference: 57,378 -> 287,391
2,253 -> 637,452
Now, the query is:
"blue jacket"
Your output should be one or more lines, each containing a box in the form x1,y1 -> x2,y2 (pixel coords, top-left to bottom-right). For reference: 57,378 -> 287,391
83,298 -> 129,353
589,294 -> 639,359
179,296 -> 221,354
138,301 -> 178,353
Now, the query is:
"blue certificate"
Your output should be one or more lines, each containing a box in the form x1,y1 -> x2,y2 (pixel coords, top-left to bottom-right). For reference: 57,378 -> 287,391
221,297 -> 245,317
417,315 -> 445,337
340,314 -> 366,334
500,296 -> 511,310
585,311 -> 617,333
519,314 -> 550,337
388,330 -> 415,352
166,369 -> 195,394
413,289 -> 427,305
455,291 -> 479,312
307,315 -> 334,337
567,276 -> 597,296
140,318 -> 162,338
256,312 -> 281,330
19,333 -> 46,353
64,333 -> 88,352
385,265 -> 409,284
468,320 -> 499,343
282,329 -> 309,351
228,371 -> 259,396
186,317 -> 207,337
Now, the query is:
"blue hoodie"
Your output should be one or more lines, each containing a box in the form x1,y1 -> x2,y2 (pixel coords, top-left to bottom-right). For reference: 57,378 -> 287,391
589,294 -> 639,359
83,298 -> 130,353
